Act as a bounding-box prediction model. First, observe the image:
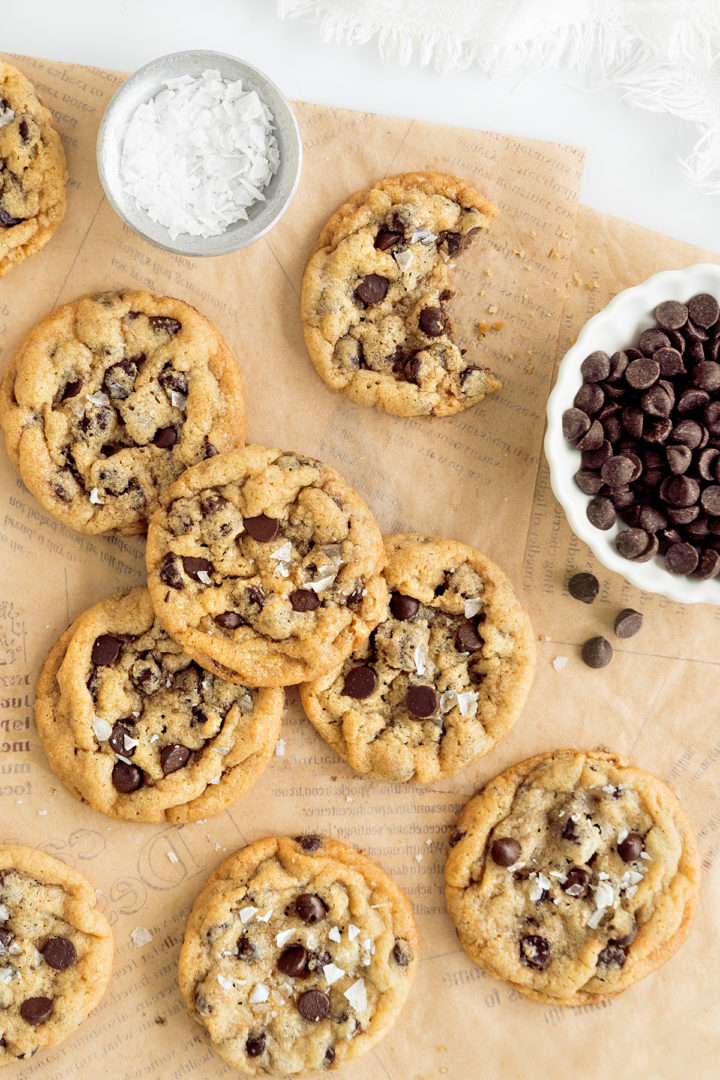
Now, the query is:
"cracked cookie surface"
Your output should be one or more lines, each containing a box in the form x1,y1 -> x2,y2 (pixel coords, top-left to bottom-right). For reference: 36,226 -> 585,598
0,844 -> 112,1063
178,834 -> 418,1077
301,172 -> 500,417
0,290 -> 245,535
0,61 -> 67,277
300,534 -> 535,782
445,749 -> 701,1005
35,587 -> 283,823
145,446 -> 387,686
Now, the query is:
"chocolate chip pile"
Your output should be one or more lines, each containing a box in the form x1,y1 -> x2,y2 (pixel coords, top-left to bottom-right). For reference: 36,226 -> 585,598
563,293 -> 720,580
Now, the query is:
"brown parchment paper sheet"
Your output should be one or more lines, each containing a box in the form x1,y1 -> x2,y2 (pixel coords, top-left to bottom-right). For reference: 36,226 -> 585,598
0,52 -> 716,1080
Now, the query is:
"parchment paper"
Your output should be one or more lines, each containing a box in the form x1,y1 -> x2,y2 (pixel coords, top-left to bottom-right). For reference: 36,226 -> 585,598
0,53 -> 716,1080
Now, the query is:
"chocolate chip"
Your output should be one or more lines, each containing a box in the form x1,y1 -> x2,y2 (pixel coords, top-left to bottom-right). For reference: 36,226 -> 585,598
390,593 -> 420,619
568,572 -> 599,604
296,895 -> 327,924
655,301 -> 688,330
243,514 -> 280,542
611,923 -> 637,948
596,944 -> 627,968
666,444 -> 692,475
355,274 -> 389,305
695,549 -> 720,579
214,611 -> 243,629
581,636 -> 613,669
455,619 -> 484,653
153,426 -> 177,449
614,609 -> 643,638
665,542 -> 699,575
0,206 -> 24,227
562,818 -> 579,841
638,328 -> 670,355
149,316 -> 182,334
419,306 -> 445,337
181,556 -> 214,581
342,665 -> 377,699
41,937 -> 77,970
20,997 -> 53,1025
688,293 -> 719,330
406,685 -> 439,718
490,837 -> 521,866
202,438 -> 218,459
577,419 -> 604,452
112,761 -> 143,793
0,928 -> 12,949
701,485 -> 720,516
324,1046 -> 335,1066
587,495 -> 616,530
91,634 -> 122,666
618,832 -> 644,861
160,744 -> 191,775
103,358 -> 138,400
601,455 -> 635,488
581,351 -> 611,382
562,408 -> 591,442
563,866 -> 591,898
18,119 -> 30,143
574,382 -> 604,414
160,554 -> 184,589
277,945 -> 308,977
159,368 -> 188,395
626,357 -> 660,389
61,378 -> 83,400
642,383 -> 674,417
290,589 -> 320,612
297,989 -> 330,1022
375,227 -> 403,251
245,1033 -> 266,1057
237,934 -> 256,960
519,935 -> 550,971
672,419 -> 705,450
654,347 -> 685,377
295,835 -> 322,852
109,723 -> 136,757
574,469 -> 605,495
616,528 -> 651,560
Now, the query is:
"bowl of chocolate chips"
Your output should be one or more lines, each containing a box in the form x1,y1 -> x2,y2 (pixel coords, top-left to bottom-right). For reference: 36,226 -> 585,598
545,263 -> 720,604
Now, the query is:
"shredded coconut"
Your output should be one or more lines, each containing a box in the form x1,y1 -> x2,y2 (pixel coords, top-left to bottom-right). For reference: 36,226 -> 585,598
120,69 -> 280,240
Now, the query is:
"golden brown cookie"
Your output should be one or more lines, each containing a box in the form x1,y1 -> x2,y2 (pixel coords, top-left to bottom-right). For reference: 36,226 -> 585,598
35,587 -> 283,823
0,289 -> 246,535
145,446 -> 387,686
301,172 -> 500,417
0,60 -> 68,276
445,749 -> 701,1005
178,834 -> 418,1076
300,533 -> 535,782
0,844 -> 112,1063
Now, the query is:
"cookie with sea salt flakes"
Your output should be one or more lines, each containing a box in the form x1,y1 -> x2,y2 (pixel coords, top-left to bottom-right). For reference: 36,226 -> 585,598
299,534 -> 535,782
35,587 -> 283,823
178,834 -> 418,1077
144,446 -> 388,686
0,289 -> 245,536
0,844 -> 112,1064
445,749 -> 701,1005
301,171 -> 500,417
0,60 -> 68,277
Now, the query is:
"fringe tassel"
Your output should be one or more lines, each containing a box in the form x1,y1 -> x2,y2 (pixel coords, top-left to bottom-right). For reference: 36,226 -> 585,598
279,0 -> 720,194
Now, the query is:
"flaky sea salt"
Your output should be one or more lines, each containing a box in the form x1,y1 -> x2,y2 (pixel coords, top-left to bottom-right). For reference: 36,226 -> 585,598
464,597 -> 483,618
276,929 -> 294,948
249,983 -> 269,1004
239,906 -> 258,923
0,103 -> 14,128
120,69 -> 280,240
552,656 -> 568,672
343,978 -> 367,1012
92,716 -> 113,742
131,927 -> 152,948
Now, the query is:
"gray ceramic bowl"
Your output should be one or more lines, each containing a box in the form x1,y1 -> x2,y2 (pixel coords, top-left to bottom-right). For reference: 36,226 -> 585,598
97,50 -> 302,257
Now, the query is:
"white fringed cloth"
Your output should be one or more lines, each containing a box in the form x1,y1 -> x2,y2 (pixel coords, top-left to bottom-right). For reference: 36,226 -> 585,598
280,0 -> 720,194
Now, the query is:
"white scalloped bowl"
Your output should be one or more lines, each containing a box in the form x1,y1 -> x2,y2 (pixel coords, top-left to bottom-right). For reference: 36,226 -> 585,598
545,262 -> 720,605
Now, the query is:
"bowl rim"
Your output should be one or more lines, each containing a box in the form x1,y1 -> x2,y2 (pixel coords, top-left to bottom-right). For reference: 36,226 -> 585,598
544,261 -> 720,606
96,48 -> 302,257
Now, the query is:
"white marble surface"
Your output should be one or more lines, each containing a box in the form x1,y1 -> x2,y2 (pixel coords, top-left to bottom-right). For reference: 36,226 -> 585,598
4,0 -> 719,254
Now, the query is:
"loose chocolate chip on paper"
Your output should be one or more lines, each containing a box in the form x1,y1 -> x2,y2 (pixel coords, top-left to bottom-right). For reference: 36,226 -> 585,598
568,572 -> 599,604
614,609 -> 643,638
490,837 -> 521,866
581,636 -> 613,669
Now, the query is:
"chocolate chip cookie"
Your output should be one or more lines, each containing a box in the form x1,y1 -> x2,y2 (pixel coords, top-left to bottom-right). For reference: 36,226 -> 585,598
0,844 -> 112,1063
299,534 -> 535,782
0,61 -> 68,277
178,834 -> 418,1076
35,587 -> 283,823
301,172 -> 500,417
0,290 -> 245,535
145,446 -> 387,686
445,749 -> 701,1005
